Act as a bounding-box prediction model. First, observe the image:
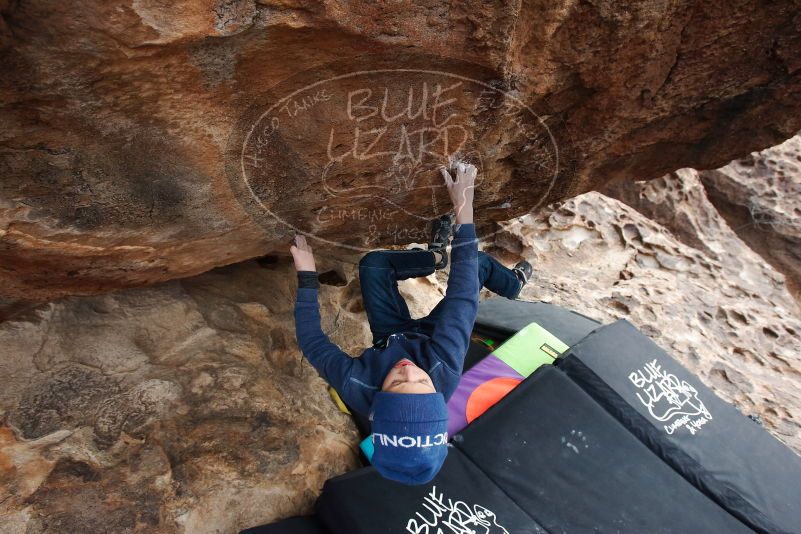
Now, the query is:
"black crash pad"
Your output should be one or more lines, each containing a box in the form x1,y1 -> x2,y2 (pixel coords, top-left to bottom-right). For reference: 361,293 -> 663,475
463,339 -> 493,373
316,446 -> 546,534
239,515 -> 328,534
475,297 -> 600,345
558,320 -> 801,534
453,365 -> 753,534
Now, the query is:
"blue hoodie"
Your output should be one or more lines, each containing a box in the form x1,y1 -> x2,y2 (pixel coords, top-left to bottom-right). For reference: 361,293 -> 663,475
293,223 -> 479,416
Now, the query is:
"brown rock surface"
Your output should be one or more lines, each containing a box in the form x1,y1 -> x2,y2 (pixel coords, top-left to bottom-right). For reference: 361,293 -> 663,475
2,1 -> 801,299
492,171 -> 801,451
698,134 -> 801,302
0,258 -> 361,533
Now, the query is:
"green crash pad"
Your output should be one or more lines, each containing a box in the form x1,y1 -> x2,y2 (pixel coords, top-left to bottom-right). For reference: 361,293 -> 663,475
493,322 -> 569,376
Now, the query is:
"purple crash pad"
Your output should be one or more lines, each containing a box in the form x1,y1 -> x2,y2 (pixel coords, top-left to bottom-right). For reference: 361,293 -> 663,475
447,354 -> 523,436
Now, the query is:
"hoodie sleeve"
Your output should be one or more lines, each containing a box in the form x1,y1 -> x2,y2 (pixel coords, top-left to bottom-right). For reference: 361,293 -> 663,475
294,276 -> 354,393
426,223 -> 480,373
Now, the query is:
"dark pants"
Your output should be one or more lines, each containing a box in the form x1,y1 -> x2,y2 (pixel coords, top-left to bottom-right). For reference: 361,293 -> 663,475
358,249 -> 522,346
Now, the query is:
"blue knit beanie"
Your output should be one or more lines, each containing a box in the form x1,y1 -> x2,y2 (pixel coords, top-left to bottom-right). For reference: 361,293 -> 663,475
369,391 -> 449,485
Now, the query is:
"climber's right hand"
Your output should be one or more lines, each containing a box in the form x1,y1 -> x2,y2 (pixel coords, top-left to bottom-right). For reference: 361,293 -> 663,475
290,234 -> 316,271
440,161 -> 476,224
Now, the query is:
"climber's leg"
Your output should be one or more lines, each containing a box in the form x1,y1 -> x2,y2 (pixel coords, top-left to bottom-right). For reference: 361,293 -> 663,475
359,249 -> 438,346
476,251 -> 524,299
415,251 -> 523,336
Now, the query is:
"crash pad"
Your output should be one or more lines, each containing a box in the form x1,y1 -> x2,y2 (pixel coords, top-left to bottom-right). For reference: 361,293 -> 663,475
316,445 -> 546,534
474,297 -> 600,345
446,322 -> 567,436
446,354 -> 522,436
493,321 -> 569,376
558,319 -> 801,534
239,516 -> 328,534
454,365 -> 753,533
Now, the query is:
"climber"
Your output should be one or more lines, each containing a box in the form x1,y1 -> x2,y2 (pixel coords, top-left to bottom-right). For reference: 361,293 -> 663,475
290,161 -> 533,485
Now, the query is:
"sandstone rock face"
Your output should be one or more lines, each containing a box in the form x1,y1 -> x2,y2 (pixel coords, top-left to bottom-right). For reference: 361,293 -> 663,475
0,259 -> 362,533
491,171 -> 801,451
2,0 -> 801,299
698,134 -> 801,302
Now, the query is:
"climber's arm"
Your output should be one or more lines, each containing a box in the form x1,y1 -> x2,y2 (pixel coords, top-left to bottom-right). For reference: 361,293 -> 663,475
291,236 -> 353,391
294,281 -> 354,390
427,162 -> 479,373
426,223 -> 479,373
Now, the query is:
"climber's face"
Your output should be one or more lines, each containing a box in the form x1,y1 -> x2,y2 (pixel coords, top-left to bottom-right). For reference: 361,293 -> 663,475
382,358 -> 436,394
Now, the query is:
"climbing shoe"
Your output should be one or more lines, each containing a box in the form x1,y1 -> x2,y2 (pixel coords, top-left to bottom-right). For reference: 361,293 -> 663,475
428,214 -> 454,270
511,260 -> 533,299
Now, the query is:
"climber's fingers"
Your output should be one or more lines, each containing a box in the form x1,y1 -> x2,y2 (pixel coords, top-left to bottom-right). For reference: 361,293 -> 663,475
454,162 -> 476,185
290,234 -> 312,254
440,166 -> 454,188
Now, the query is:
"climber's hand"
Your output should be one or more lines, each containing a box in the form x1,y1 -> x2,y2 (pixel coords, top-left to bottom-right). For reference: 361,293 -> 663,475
290,234 -> 316,271
440,161 -> 476,224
